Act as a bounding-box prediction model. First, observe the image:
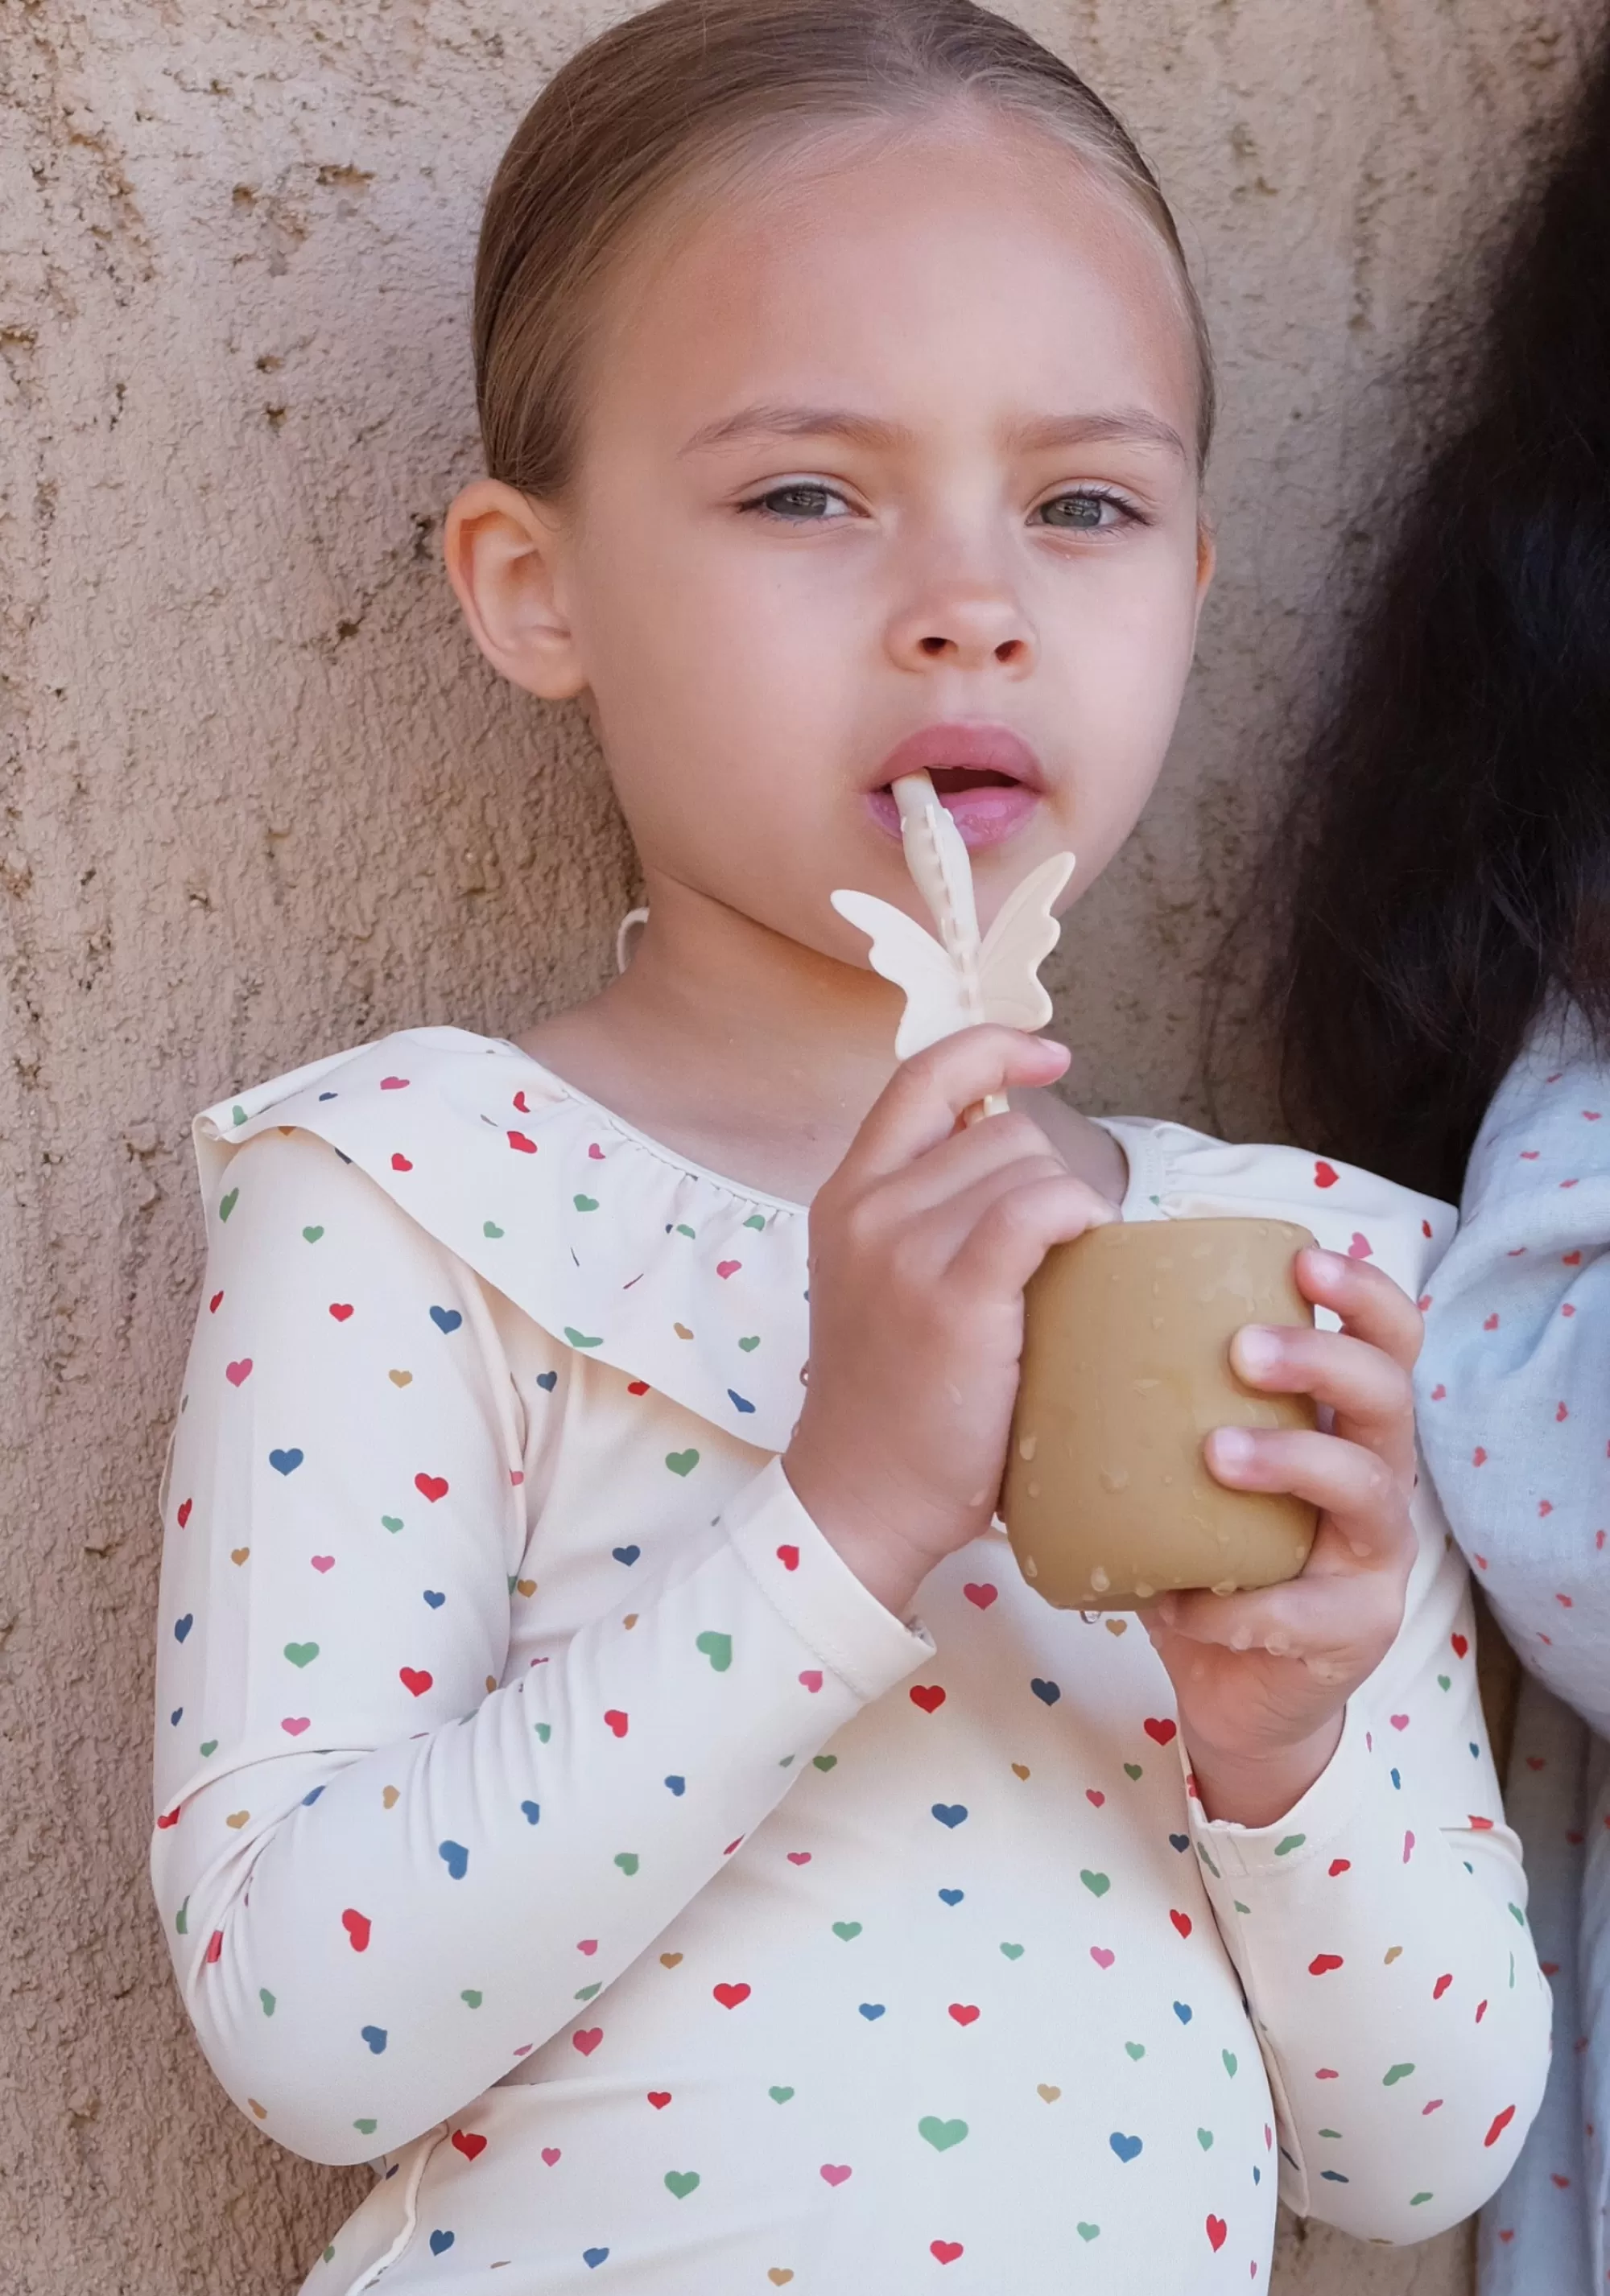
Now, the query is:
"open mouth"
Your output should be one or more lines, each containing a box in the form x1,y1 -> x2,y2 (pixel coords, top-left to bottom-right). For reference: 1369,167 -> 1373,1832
866,732 -> 1044,852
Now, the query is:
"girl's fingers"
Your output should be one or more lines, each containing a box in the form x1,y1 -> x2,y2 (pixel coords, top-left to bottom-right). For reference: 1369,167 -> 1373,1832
1142,1564 -> 1408,1666
867,1107 -> 1070,1222
944,1167 -> 1120,1297
834,1028 -> 1071,1187
1295,1248 -> 1424,1372
1228,1323 -> 1414,1478
1204,1424 -> 1414,1567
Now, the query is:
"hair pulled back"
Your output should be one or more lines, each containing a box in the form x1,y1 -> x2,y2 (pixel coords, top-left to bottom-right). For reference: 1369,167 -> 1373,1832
473,0 -> 1213,498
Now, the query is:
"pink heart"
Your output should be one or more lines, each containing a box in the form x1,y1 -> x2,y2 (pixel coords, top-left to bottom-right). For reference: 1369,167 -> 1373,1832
541,2146 -> 560,2165
225,1358 -> 253,1387
577,1939 -> 597,1956
1348,1231 -> 1373,1259
1315,2067 -> 1339,2080
1089,1946 -> 1114,1969
799,1670 -> 823,1692
281,1717 -> 310,1735
380,1076 -> 410,1090
514,2044 -> 533,2057
716,1259 -> 741,1280
786,1850 -> 811,1865
311,1555 -> 334,1573
588,1143 -> 605,1160
1390,1713 -> 1409,1731
819,2163 -> 852,2187
1086,1789 -> 1104,1808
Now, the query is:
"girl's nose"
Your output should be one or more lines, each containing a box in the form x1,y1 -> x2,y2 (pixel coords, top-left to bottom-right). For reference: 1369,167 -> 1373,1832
886,581 -> 1038,676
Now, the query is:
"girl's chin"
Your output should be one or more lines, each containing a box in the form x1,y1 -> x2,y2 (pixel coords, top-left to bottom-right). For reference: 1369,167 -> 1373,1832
864,782 -> 1041,852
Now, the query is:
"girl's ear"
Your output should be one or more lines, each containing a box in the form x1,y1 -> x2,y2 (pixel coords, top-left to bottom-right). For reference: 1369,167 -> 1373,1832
444,478 -> 587,700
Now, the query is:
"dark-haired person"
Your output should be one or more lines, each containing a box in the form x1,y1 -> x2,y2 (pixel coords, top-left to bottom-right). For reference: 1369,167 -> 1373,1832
1277,37 -> 1610,2292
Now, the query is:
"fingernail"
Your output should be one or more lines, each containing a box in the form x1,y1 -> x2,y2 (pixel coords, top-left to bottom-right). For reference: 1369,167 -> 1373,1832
1210,1427 -> 1255,1470
1234,1325 -> 1282,1376
1305,1248 -> 1347,1284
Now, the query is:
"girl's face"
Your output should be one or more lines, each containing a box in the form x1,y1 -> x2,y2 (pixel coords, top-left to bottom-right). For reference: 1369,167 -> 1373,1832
454,109 -> 1212,960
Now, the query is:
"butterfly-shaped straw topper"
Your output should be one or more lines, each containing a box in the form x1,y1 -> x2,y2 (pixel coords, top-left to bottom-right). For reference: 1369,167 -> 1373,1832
832,773 -> 1074,1119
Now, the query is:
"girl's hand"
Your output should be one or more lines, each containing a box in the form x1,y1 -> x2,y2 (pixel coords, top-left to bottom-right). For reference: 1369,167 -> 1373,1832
1139,1250 -> 1424,1828
784,1026 -> 1119,1618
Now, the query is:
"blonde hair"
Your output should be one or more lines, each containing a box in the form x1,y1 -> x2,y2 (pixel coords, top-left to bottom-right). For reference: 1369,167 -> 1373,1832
474,0 -> 1214,495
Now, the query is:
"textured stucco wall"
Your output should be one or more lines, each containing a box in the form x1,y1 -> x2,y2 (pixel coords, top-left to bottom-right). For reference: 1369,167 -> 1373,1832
0,4 -> 1597,2290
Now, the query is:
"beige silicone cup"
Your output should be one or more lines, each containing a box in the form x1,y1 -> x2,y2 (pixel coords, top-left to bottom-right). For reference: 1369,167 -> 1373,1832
1003,1216 -> 1320,1610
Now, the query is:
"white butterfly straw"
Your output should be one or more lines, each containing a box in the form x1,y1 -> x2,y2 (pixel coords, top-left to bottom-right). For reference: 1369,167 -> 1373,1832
831,771 -> 1074,1125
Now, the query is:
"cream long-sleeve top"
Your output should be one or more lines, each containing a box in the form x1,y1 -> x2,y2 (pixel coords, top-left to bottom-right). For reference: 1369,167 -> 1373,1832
151,1027 -> 1550,2296
1417,1004 -> 1610,2294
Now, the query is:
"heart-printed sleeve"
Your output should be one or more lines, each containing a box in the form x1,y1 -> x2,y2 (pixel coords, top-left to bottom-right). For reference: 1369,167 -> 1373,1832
1184,1489 -> 1552,2241
151,1128 -> 928,2166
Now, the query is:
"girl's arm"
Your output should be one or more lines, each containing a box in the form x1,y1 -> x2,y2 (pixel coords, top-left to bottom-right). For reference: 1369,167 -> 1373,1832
151,1128 -> 929,2166
1416,1006 -> 1610,1736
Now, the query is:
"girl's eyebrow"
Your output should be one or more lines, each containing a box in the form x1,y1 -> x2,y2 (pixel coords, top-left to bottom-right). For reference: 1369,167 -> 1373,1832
679,402 -> 1187,461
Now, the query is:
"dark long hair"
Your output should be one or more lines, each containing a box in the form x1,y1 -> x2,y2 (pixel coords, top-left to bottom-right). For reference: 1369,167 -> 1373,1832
1273,35 -> 1610,1205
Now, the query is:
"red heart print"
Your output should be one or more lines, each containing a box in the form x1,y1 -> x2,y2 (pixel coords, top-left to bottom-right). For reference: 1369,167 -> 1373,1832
716,1259 -> 741,1280
328,1303 -> 354,1321
281,1716 -> 310,1735
712,1981 -> 751,2009
399,1667 -> 433,1697
1170,1909 -> 1192,1939
1483,1313 -> 1499,1331
451,2130 -> 486,2160
311,1555 -> 334,1573
1476,1997 -> 1489,2020
1433,1973 -> 1452,2000
1307,1952 -> 1344,1975
415,1472 -> 449,1502
514,1091 -> 530,1113
1348,1232 -> 1373,1259
799,1670 -> 823,1693
1144,1717 -> 1177,1746
627,1380 -> 649,1396
947,2003 -> 980,2026
1519,1149 -> 1539,1160
176,1498 -> 192,1529
1090,1946 -> 1115,1969
1469,1814 -> 1494,1829
1484,2104 -> 1516,2149
541,2146 -> 560,2166
225,1358 -> 253,1387
819,2163 -> 851,2187
724,1836 -> 743,1855
1472,1448 -> 1488,1467
1422,1219 -> 1433,1239
205,1929 -> 224,1964
1314,1160 -> 1338,1189
604,1709 -> 629,1737
1206,2216 -> 1227,2253
572,2028 -> 603,2056
1327,1858 -> 1350,1877
931,2242 -> 964,2264
391,1152 -> 413,1172
1451,1633 -> 1468,1658
647,2091 -> 671,2109
341,1909 -> 371,1952
910,1684 -> 947,1713
208,1290 -> 224,1313
1086,1789 -> 1104,1808
1430,1383 -> 1447,1400
786,1851 -> 811,1865
380,1075 -> 409,1090
507,1131 -> 537,1154
156,1808 -> 180,1829
777,1544 -> 800,1571
1557,1400 -> 1571,1422
963,1582 -> 997,1609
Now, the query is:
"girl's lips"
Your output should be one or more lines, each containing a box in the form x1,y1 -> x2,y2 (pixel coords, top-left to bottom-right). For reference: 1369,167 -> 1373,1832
866,721 -> 1046,851
866,778 -> 1039,851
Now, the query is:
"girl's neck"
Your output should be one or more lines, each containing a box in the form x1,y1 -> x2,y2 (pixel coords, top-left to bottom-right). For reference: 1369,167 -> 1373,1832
515,872 -> 1125,1209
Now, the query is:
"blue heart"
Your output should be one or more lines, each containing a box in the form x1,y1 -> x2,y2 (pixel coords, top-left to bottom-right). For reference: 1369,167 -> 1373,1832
1468,1742 -> 1480,1758
423,1589 -> 445,1608
536,1370 -> 558,1391
439,1840 -> 469,1880
584,2251 -> 609,2271
430,1306 -> 463,1335
520,1800 -> 541,1824
1389,1767 -> 1402,1790
1030,1677 -> 1060,1705
174,1614 -> 193,1643
360,2026 -> 387,2054
1169,1832 -> 1189,1853
1109,2131 -> 1142,2164
1253,2166 -> 1261,2186
1319,2169 -> 1350,2184
931,1803 -> 968,1828
1173,2001 -> 1192,2024
428,2230 -> 455,2256
938,1888 -> 964,1906
664,1775 -> 685,1796
612,1545 -> 641,1567
302,1786 -> 324,1807
728,1389 -> 755,1414
318,1090 -> 337,1100
170,1707 -> 183,1725
336,1149 -> 353,1164
268,1448 -> 303,1476
858,2002 -> 886,2021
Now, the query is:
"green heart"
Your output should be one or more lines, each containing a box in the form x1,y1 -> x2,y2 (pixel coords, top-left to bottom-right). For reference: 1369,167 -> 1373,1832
283,1641 -> 319,1667
675,1223 -> 696,1239
738,1335 -> 761,1352
665,2170 -> 700,2200
175,1898 -> 188,1935
1222,2051 -> 1237,2078
778,1754 -> 795,1767
1233,1898 -> 1250,1915
576,1981 -> 602,2001
832,1921 -> 862,1941
1383,2063 -> 1415,2087
1410,2192 -> 1433,2207
573,1194 -> 599,1213
666,1449 -> 700,1476
1123,1762 -> 1142,1780
744,1214 -> 766,1231
1124,2042 -> 1144,2060
768,2085 -> 795,2104
381,1515 -> 403,1532
1197,2127 -> 1213,2150
1076,2224 -> 1100,2243
353,2117 -> 378,2136
1274,1833 -> 1307,1857
506,1574 -> 518,1593
219,1189 -> 239,1222
302,1224 -> 324,1243
1437,1672 -> 1451,1690
812,1754 -> 836,1771
259,1989 -> 276,2017
535,1722 -> 551,1742
1080,1869 -> 1110,1898
460,1990 -> 483,2007
696,1630 -> 732,1671
323,2246 -> 336,2265
614,1852 -> 640,1875
918,2116 -> 968,2152
200,1740 -> 217,1757
232,1104 -> 248,1126
1319,2127 -> 1340,2139
999,1941 -> 1024,1960
564,1327 -> 604,1349
483,1220 -> 504,1239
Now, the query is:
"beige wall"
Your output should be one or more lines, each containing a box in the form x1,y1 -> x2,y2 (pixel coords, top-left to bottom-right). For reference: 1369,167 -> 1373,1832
0,2 -> 1596,2289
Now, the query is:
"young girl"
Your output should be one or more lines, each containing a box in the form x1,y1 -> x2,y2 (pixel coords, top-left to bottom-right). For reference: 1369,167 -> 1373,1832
151,5 -> 1549,2289
1275,31 -> 1610,2290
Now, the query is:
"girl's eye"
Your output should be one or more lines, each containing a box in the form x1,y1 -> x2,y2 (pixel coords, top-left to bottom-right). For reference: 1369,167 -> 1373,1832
739,482 -> 851,524
1034,489 -> 1136,533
